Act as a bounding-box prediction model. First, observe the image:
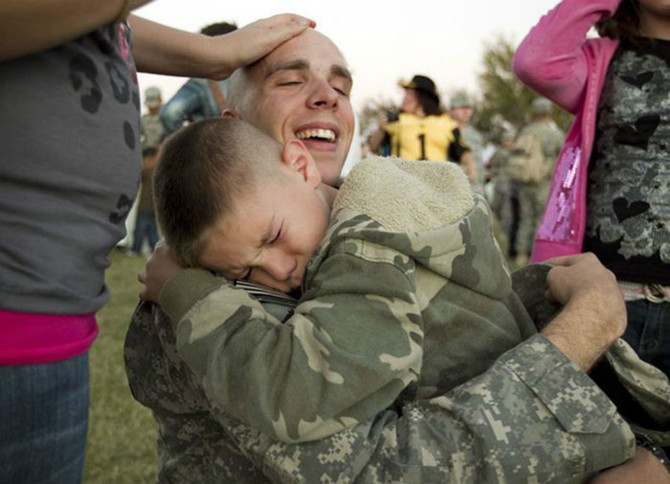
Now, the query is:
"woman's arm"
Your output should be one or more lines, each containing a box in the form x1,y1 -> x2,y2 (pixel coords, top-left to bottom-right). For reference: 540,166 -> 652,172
513,0 -> 621,113
129,13 -> 314,79
0,0 -> 150,60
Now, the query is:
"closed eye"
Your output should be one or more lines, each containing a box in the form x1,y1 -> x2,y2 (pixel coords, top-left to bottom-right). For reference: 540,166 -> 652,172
269,228 -> 282,244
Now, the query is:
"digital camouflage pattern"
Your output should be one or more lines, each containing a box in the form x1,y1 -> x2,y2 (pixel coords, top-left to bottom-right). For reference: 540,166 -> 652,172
124,159 -> 643,482
513,120 -> 565,255
462,125 -> 486,191
126,300 -> 637,483
512,263 -> 670,448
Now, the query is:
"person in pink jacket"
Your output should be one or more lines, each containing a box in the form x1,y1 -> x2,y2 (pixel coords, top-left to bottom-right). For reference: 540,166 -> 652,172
514,0 -> 670,384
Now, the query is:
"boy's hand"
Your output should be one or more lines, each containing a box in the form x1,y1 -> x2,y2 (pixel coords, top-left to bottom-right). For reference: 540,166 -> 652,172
208,14 -> 316,80
138,241 -> 184,302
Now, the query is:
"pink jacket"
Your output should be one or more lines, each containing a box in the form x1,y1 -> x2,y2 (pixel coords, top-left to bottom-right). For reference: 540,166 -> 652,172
513,0 -> 620,263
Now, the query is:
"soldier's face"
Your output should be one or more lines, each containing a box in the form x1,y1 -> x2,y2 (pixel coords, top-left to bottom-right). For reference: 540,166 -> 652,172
450,106 -> 473,124
228,30 -> 355,187
198,141 -> 331,293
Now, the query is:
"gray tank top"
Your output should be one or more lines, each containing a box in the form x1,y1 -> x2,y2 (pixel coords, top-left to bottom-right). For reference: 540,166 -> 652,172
0,22 -> 142,313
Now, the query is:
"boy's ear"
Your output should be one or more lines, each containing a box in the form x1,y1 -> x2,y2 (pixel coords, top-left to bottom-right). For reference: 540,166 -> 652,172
222,108 -> 240,119
281,139 -> 322,187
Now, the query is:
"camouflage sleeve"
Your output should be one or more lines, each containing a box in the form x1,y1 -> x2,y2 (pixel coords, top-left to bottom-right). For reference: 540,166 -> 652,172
160,243 -> 424,444
219,334 -> 635,483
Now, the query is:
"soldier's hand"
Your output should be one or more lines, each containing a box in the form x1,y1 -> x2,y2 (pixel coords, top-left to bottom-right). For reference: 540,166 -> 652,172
588,447 -> 670,483
541,253 -> 626,371
138,241 -> 184,303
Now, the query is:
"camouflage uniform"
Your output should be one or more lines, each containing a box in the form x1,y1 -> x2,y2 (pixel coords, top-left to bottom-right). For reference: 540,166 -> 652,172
462,125 -> 485,194
140,112 -> 166,152
514,121 -> 564,256
124,159 -> 668,482
147,159 -> 540,444
488,145 -> 513,252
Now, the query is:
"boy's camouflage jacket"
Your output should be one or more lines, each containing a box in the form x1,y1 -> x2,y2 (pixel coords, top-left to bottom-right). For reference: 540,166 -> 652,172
124,158 -> 668,482
159,157 -> 545,444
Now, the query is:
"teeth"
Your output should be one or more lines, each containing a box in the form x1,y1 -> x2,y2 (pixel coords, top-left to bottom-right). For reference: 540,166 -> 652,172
296,128 -> 336,141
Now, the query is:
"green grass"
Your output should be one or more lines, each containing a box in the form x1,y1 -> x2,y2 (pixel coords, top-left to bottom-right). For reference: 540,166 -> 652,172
84,249 -> 157,483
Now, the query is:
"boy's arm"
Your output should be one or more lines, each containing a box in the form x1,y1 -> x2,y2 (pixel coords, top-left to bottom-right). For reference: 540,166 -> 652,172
162,244 -> 424,443
513,0 -> 621,113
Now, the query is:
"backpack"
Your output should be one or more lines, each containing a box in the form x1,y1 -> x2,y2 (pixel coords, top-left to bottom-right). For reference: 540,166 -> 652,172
506,131 -> 547,183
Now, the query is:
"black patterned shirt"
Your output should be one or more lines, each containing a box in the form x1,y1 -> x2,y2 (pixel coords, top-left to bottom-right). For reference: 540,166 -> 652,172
584,37 -> 670,285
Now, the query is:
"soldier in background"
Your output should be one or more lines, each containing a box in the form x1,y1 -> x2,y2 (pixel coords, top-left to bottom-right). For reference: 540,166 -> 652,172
140,86 -> 166,151
160,22 -> 238,134
512,97 -> 564,268
123,87 -> 167,255
450,91 -> 485,193
488,127 -> 516,254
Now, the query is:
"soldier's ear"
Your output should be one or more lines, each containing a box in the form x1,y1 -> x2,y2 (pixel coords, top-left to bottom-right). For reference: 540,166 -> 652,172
281,140 -> 321,188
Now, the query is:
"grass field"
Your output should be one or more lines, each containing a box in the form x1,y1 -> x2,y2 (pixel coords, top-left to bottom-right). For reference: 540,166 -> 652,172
84,249 -> 157,483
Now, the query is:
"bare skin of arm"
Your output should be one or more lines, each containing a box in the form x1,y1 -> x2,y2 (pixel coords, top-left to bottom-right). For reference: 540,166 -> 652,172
589,447 -> 670,484
1,1 -> 314,84
367,113 -> 388,154
129,14 -> 315,79
459,151 -> 477,183
0,0 -> 151,60
540,253 -> 627,372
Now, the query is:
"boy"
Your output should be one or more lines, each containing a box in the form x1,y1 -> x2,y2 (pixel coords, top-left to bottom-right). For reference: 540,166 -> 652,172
153,118 -> 669,449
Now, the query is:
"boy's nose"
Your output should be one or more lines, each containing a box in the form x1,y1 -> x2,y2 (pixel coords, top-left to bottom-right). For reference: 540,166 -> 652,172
263,252 -> 297,281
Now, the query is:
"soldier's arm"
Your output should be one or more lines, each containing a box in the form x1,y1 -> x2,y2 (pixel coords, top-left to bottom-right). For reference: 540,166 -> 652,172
161,244 -> 424,443
221,254 -> 633,481
218,332 -> 633,483
541,253 -> 626,371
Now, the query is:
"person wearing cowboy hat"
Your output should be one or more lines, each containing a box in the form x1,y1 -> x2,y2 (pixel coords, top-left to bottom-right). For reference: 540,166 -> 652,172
368,74 -> 474,181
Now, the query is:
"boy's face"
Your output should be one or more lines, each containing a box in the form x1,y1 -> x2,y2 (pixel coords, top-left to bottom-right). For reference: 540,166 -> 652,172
198,142 -> 330,293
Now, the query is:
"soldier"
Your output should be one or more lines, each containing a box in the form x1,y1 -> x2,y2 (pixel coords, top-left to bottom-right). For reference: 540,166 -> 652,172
488,127 -> 516,254
125,29 -> 666,482
450,91 -> 485,193
140,86 -> 166,151
512,98 -> 565,268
